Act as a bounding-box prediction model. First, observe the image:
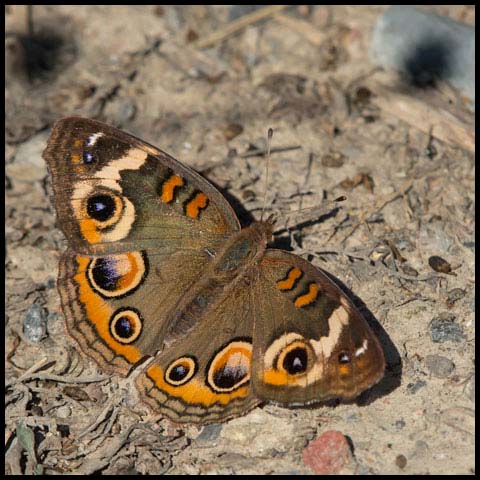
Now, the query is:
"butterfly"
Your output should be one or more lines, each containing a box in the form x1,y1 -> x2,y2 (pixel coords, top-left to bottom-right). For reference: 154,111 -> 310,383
43,116 -> 385,424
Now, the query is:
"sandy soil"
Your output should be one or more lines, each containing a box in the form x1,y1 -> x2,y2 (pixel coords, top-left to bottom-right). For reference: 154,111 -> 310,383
5,5 -> 474,475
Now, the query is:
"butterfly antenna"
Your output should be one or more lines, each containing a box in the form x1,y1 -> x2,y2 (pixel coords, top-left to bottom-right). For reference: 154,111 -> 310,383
260,128 -> 273,222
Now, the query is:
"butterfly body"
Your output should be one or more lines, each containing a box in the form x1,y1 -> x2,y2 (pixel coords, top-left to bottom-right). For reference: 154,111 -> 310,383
44,117 -> 385,424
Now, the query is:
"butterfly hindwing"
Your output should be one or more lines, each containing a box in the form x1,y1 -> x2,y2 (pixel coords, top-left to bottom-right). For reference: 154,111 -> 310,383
251,249 -> 385,405
135,276 -> 259,424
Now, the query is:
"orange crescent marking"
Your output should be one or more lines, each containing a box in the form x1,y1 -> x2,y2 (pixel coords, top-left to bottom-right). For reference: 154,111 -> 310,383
116,252 -> 140,290
76,257 -> 142,364
79,218 -> 101,244
161,175 -> 184,203
185,192 -> 208,218
147,365 -> 249,406
263,369 -> 296,386
294,283 -> 318,307
339,364 -> 350,376
276,267 -> 302,291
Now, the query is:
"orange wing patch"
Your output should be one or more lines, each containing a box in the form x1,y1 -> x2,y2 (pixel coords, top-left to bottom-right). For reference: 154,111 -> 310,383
75,256 -> 143,364
276,267 -> 302,291
146,364 -> 250,407
185,192 -> 208,219
294,283 -> 318,308
160,174 -> 184,203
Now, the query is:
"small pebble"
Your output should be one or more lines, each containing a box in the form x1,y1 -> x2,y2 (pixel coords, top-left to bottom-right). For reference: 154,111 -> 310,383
395,454 -> 407,469
406,380 -> 427,395
395,419 -> 406,430
425,354 -> 455,378
196,423 -> 222,444
302,430 -> 352,474
446,288 -> 466,308
429,314 -> 466,343
23,303 -> 48,342
428,255 -> 452,274
56,405 -> 72,419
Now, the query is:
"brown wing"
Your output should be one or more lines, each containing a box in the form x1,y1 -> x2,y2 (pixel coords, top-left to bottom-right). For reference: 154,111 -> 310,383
135,279 -> 259,424
43,116 -> 240,255
44,117 -> 241,375
251,249 -> 385,405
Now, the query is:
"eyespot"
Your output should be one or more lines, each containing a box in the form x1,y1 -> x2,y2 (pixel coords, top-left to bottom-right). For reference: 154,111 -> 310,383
83,151 -> 96,164
338,351 -> 351,364
87,251 -> 148,298
165,356 -> 197,386
276,340 -> 312,375
86,193 -> 120,223
109,308 -> 143,344
206,339 -> 252,393
281,347 -> 308,374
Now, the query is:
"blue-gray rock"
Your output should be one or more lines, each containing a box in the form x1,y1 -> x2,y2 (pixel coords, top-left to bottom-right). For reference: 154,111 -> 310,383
24,303 -> 48,342
425,354 -> 455,378
370,6 -> 475,110
429,313 -> 467,343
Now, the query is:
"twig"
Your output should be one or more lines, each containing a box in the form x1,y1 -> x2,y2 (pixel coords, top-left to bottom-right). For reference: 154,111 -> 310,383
240,145 -> 302,158
338,180 -> 413,245
370,79 -> 474,153
77,397 -> 119,439
16,357 -> 50,382
194,5 -> 289,49
273,12 -> 325,46
6,372 -> 111,388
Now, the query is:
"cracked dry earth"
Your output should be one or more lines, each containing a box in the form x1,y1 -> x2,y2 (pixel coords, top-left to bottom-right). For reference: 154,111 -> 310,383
5,5 -> 474,475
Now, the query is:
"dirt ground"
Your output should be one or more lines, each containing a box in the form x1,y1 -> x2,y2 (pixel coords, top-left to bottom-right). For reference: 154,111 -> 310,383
5,5 -> 475,475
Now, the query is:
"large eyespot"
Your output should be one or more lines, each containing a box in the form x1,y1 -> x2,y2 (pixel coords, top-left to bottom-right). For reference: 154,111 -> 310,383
109,308 -> 143,344
281,346 -> 309,374
276,340 -> 311,375
165,356 -> 197,386
86,192 -> 123,226
206,339 -> 252,393
87,251 -> 148,298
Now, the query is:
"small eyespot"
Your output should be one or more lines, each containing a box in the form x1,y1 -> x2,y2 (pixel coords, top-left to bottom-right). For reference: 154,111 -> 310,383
83,151 -> 96,164
109,308 -> 143,344
87,194 -> 117,222
165,357 -> 197,386
338,351 -> 351,364
282,347 -> 308,374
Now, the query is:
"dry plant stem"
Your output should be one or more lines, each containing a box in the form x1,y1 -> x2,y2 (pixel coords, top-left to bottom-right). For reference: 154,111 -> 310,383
73,426 -> 137,475
194,5 -> 289,49
16,357 -> 49,382
371,83 -> 475,153
273,13 -> 325,45
77,397 -> 119,439
6,372 -> 111,388
338,180 -> 413,245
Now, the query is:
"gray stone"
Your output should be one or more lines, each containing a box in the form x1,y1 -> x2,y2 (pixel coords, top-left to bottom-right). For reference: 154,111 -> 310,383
196,423 -> 222,444
406,380 -> 427,395
429,314 -> 466,343
24,303 -> 48,342
425,354 -> 455,378
370,6 -> 475,109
